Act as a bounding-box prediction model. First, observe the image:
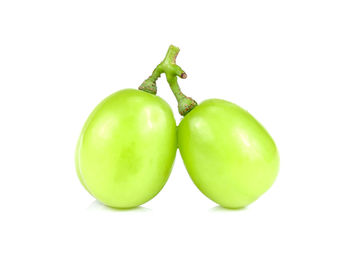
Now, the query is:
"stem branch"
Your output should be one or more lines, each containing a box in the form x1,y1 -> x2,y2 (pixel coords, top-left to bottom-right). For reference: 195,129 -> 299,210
139,45 -> 197,116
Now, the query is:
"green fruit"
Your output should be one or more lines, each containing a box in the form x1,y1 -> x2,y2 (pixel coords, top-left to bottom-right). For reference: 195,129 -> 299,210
178,99 -> 279,208
141,45 -> 279,209
75,89 -> 177,208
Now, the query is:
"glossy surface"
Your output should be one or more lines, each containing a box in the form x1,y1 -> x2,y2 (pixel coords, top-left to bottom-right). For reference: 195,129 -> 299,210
76,89 -> 177,208
178,99 -> 279,208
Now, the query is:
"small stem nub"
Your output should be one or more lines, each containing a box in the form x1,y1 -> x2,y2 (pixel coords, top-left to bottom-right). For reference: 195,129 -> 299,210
139,45 -> 197,116
138,69 -> 160,95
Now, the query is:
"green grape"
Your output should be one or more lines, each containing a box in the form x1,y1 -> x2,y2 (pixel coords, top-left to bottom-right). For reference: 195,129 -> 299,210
159,45 -> 280,209
177,99 -> 279,208
75,89 -> 177,208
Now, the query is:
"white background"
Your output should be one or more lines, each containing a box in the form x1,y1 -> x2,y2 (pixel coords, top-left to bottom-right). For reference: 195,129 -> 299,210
1,0 -> 349,259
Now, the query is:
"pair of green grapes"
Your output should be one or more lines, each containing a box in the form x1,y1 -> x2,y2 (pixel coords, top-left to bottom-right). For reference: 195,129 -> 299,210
75,45 -> 279,209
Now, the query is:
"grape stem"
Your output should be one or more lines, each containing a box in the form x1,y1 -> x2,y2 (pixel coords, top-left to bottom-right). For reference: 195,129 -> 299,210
139,45 -> 197,116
